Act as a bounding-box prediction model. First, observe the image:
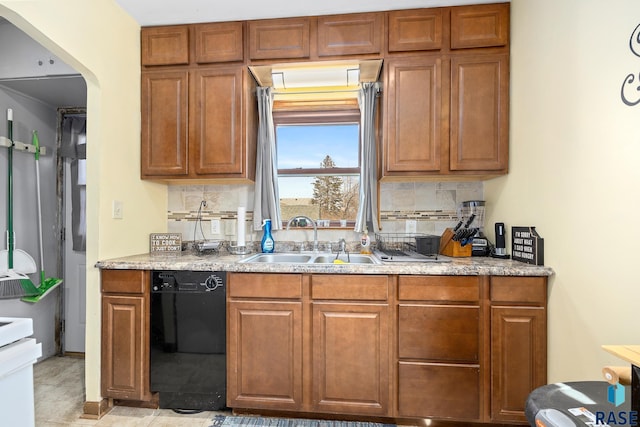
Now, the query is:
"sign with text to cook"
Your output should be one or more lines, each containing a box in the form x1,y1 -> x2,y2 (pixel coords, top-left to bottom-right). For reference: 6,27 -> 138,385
511,227 -> 544,265
150,233 -> 182,253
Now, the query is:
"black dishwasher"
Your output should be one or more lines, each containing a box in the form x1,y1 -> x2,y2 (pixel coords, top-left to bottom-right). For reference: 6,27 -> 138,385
150,270 -> 226,411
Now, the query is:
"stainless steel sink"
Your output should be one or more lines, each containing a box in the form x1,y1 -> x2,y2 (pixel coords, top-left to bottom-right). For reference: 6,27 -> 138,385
239,253 -> 313,263
312,254 -> 379,264
238,253 -> 381,265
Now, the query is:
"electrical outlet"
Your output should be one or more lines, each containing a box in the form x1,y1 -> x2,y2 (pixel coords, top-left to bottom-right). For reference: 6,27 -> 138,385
405,219 -> 417,234
211,218 -> 221,235
112,200 -> 123,219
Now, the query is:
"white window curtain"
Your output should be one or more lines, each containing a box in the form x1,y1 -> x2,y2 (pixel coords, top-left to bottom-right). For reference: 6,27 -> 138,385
252,87 -> 282,231
355,82 -> 380,233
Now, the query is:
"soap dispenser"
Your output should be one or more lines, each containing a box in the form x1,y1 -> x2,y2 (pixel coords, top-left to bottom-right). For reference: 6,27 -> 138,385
360,227 -> 372,254
261,219 -> 275,253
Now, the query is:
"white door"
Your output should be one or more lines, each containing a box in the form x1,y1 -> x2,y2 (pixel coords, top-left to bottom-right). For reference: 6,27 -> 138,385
63,158 -> 86,353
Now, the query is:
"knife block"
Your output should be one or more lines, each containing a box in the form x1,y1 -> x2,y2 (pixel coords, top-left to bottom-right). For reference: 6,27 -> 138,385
439,228 -> 472,257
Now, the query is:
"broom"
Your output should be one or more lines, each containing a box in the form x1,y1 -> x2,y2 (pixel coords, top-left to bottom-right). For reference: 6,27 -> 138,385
0,108 -> 39,299
21,130 -> 62,303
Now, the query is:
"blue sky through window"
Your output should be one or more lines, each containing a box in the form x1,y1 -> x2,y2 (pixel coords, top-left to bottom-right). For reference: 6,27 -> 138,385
277,124 -> 359,199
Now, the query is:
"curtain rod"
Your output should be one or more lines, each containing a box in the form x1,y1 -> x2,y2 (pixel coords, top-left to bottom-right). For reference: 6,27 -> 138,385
272,88 -> 360,95
270,86 -> 381,96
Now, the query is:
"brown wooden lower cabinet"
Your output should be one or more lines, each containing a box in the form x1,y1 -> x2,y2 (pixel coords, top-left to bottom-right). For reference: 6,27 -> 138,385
225,273 -> 547,424
95,271 -> 547,424
227,300 -> 303,411
312,302 -> 389,416
397,276 -> 483,422
101,270 -> 151,402
491,306 -> 547,423
490,276 -> 548,423
398,362 -> 480,420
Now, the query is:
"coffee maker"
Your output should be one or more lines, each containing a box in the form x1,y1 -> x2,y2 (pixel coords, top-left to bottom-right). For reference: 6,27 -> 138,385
458,200 -> 490,256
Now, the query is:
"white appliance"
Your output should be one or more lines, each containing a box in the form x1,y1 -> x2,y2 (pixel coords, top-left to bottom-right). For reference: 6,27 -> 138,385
0,317 -> 41,427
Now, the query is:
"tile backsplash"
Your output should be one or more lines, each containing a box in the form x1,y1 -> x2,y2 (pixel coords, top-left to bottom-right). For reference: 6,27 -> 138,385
167,181 -> 483,246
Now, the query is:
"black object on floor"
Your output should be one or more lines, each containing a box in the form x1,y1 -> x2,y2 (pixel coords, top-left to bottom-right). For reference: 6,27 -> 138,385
525,381 -> 635,426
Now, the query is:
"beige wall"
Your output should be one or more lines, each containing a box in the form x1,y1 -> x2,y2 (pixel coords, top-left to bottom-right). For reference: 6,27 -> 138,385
0,0 -> 167,402
486,0 -> 640,382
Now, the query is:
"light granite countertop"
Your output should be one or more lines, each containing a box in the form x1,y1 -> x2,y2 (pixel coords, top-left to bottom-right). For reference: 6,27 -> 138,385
96,250 -> 554,277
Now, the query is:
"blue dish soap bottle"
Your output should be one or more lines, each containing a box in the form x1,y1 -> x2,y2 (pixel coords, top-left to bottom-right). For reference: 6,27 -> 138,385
261,219 -> 275,253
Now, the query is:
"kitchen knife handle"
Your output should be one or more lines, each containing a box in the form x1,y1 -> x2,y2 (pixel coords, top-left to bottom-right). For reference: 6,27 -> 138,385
463,214 -> 476,228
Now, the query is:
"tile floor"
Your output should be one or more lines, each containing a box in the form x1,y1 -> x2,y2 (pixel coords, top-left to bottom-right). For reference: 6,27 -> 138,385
34,356 -> 229,426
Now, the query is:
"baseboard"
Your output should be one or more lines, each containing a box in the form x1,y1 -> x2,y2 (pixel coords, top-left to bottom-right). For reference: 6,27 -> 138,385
81,399 -> 110,420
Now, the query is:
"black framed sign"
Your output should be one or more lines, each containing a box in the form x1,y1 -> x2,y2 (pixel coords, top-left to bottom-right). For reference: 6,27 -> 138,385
511,227 -> 544,266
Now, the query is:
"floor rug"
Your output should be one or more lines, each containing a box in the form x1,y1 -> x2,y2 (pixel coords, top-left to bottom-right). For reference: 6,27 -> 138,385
211,415 -> 396,427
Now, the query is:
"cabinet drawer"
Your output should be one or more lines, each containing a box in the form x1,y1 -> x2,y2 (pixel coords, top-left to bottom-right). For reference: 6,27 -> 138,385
249,18 -> 310,60
317,13 -> 383,57
399,304 -> 479,362
311,275 -> 388,301
398,362 -> 480,420
450,3 -> 509,49
141,26 -> 189,66
229,273 -> 302,299
101,270 -> 148,294
491,276 -> 547,306
388,8 -> 444,52
398,276 -> 479,302
195,22 -> 244,63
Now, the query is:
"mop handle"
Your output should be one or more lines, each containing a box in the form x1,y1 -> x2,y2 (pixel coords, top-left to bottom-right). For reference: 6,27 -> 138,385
6,109 -> 14,269
33,130 -> 45,283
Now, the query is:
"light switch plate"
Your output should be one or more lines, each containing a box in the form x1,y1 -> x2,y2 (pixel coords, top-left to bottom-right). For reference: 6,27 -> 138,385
405,219 -> 417,234
112,200 -> 123,219
211,219 -> 221,235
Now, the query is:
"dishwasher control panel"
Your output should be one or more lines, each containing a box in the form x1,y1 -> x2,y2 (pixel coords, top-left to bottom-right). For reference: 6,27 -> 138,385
151,271 -> 226,292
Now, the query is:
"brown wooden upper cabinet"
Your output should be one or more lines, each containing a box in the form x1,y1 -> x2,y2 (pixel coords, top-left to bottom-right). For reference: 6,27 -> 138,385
249,17 -> 310,60
141,3 -> 510,182
141,70 -> 189,177
388,8 -> 444,53
141,25 -> 189,66
317,13 -> 383,57
383,57 -> 443,175
450,54 -> 509,172
451,3 -> 509,49
194,22 -> 244,64
191,66 -> 256,178
140,22 -> 255,181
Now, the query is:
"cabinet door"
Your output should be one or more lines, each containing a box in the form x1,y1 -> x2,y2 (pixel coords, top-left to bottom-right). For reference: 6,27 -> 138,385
141,71 -> 189,177
398,362 -> 480,420
491,306 -> 546,423
141,26 -> 189,66
398,304 -> 479,362
101,294 -> 149,401
451,3 -> 509,49
384,58 -> 442,174
191,67 -> 244,176
317,13 -> 383,57
312,302 -> 389,416
450,54 -> 508,172
388,8 -> 444,52
249,18 -> 310,60
194,22 -> 244,64
227,301 -> 303,411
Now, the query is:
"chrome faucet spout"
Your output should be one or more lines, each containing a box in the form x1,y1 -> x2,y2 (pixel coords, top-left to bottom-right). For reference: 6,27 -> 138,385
336,238 -> 349,262
286,215 -> 318,252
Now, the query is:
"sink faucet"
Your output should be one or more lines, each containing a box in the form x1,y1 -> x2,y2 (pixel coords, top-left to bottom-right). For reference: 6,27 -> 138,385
286,215 -> 318,252
336,238 -> 350,262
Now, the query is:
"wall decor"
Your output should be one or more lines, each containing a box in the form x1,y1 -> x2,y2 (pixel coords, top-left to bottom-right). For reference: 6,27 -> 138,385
621,23 -> 640,106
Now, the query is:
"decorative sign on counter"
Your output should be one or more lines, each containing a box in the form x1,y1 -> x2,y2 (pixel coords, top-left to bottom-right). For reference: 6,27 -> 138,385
511,227 -> 544,265
150,233 -> 182,254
